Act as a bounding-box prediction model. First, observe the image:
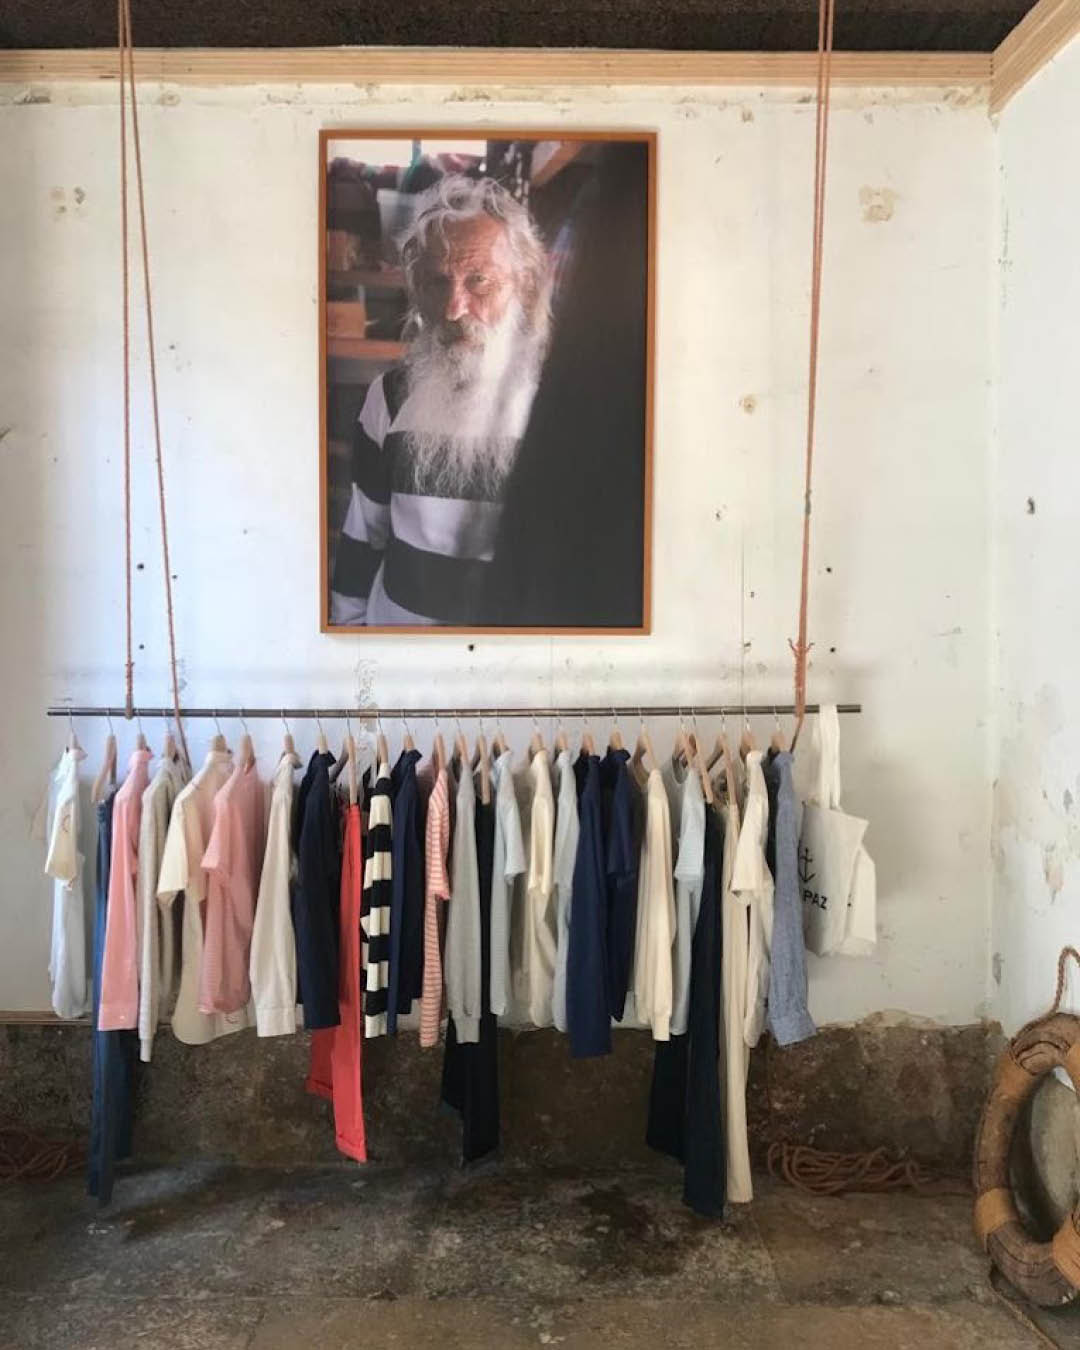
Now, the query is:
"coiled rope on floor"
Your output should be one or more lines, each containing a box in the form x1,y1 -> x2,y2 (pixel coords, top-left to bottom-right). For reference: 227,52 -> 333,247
0,1128 -> 84,1183
766,1141 -> 969,1197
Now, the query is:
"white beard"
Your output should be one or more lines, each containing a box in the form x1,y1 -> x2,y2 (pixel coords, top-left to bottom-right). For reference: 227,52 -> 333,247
398,301 -> 541,499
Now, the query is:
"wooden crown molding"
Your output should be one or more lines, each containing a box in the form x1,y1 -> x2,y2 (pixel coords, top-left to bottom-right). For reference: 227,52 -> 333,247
0,46 -> 989,91
991,0 -> 1080,112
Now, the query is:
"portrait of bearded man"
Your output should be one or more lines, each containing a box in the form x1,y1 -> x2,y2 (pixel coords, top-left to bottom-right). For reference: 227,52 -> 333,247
329,175 -> 552,627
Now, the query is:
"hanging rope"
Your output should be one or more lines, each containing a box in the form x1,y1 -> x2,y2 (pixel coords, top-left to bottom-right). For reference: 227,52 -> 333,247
1013,945 -> 1080,1045
789,0 -> 836,746
117,0 -> 189,765
119,0 -> 133,719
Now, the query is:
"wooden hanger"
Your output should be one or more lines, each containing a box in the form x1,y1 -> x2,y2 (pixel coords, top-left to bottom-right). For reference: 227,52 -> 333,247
491,715 -> 507,757
91,725 -> 117,804
376,714 -> 389,768
473,721 -> 491,804
739,712 -> 757,761
331,715 -> 353,783
237,715 -> 255,770
280,713 -> 301,769
402,716 -> 415,753
554,715 -> 569,755
132,713 -> 147,751
632,710 -> 655,774
608,710 -> 624,752
769,707 -> 787,753
346,731 -> 358,805
432,715 -> 447,773
529,715 -> 545,759
580,712 -> 595,757
65,709 -> 83,757
453,715 -> 469,769
210,711 -> 228,754
162,718 -> 177,762
315,712 -> 329,755
696,738 -> 715,806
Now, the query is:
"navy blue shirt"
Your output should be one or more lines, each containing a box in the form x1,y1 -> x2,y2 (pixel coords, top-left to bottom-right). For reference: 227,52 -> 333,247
292,751 -> 341,1030
601,747 -> 639,1021
567,753 -> 611,1057
387,748 -> 424,1032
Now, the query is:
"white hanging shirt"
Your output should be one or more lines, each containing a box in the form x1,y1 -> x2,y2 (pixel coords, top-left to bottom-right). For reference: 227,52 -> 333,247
249,754 -> 300,1037
721,795 -> 753,1203
489,749 -> 526,1019
631,769 -> 676,1041
157,749 -> 252,1044
669,766 -> 705,1038
550,749 -> 580,1034
42,747 -> 92,1020
731,750 -> 774,1049
520,750 -> 557,1027
136,754 -> 190,1060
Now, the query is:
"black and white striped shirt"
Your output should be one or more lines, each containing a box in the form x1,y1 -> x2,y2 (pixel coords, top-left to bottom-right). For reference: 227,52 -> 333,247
361,762 -> 392,1038
329,368 -> 509,626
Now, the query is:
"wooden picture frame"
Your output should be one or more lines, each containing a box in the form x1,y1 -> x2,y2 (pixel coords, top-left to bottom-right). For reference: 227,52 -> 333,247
318,128 -> 656,635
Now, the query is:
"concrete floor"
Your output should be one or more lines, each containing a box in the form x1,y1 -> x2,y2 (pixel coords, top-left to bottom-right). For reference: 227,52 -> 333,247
2,1162 -> 1079,1349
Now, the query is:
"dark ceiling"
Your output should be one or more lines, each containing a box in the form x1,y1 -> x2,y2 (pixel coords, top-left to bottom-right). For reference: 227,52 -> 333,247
1,0 -> 1039,52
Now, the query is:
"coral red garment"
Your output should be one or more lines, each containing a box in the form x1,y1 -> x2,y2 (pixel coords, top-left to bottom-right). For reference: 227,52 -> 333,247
305,803 -> 366,1162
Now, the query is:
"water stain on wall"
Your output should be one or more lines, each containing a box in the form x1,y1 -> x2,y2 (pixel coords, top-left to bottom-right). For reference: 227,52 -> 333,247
859,185 -> 899,223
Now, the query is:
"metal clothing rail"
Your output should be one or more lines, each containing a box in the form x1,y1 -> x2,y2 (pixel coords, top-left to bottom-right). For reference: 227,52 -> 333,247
48,703 -> 861,721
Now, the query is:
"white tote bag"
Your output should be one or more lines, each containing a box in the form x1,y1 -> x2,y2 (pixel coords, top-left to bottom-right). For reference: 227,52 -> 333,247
795,706 -> 876,957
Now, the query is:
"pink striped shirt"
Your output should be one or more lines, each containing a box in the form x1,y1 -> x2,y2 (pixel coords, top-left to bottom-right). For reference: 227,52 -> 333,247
419,767 -> 452,1047
199,761 -> 265,1015
99,748 -> 153,1029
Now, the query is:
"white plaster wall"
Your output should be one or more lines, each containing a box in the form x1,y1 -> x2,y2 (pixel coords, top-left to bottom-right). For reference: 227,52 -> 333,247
992,36 -> 1080,1034
0,79 -> 993,1018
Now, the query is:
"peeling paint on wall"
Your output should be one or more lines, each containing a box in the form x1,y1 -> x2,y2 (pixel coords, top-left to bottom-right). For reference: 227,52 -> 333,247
993,685 -> 1080,899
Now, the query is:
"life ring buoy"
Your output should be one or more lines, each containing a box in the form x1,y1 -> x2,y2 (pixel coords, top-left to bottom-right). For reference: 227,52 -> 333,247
973,1011 -> 1080,1307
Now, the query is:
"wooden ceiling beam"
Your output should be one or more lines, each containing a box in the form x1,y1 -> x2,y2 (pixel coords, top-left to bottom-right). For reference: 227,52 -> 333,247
0,46 -> 990,90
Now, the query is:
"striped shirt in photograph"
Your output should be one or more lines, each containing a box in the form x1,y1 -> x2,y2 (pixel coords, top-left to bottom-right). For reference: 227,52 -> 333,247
419,767 -> 452,1048
361,762 -> 392,1038
329,368 -> 509,627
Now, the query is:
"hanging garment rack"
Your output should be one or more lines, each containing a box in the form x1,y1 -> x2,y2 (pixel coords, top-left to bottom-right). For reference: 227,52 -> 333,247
47,703 -> 861,721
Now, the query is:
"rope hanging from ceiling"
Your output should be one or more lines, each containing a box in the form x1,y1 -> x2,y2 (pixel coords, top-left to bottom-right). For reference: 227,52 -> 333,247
117,0 -> 189,765
790,0 -> 836,746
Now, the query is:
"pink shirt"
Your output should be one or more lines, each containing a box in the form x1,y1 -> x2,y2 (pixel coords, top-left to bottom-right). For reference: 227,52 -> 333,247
419,767 -> 452,1048
199,761 -> 265,1015
99,748 -> 153,1030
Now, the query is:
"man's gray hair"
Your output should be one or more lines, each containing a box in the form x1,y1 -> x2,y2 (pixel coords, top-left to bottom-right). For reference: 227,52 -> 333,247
398,174 -> 551,339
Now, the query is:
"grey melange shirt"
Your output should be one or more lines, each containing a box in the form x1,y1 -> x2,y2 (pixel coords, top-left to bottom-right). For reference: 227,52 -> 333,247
443,765 -> 481,1043
764,749 -> 817,1047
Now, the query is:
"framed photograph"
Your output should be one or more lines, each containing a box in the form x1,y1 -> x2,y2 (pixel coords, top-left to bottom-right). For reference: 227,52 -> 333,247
318,128 -> 655,633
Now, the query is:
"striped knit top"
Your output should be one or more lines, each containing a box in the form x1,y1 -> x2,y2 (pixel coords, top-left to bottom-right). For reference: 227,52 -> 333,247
329,368 -> 510,627
419,767 -> 453,1048
360,762 -> 392,1038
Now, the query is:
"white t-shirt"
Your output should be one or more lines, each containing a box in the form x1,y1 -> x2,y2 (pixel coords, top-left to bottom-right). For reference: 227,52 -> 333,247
731,751 -> 774,1049
137,755 -> 189,1060
669,768 -> 705,1038
157,749 -> 253,1045
519,750 -> 556,1027
489,750 -> 526,1019
631,769 -> 676,1041
550,750 -> 580,1034
249,754 -> 300,1037
43,747 -> 92,1020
